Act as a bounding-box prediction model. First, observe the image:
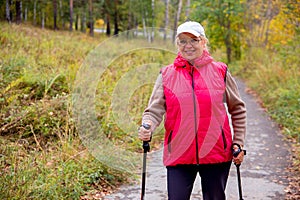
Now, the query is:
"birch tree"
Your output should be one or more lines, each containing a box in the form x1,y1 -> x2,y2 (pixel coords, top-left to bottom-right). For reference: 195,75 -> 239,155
163,0 -> 169,40
33,0 -> 37,25
6,0 -> 11,23
69,0 -> 73,31
185,0 -> 190,20
173,0 -> 182,41
150,0 -> 155,42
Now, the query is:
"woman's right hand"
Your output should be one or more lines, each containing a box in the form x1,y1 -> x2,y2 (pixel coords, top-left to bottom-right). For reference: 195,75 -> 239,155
138,121 -> 152,141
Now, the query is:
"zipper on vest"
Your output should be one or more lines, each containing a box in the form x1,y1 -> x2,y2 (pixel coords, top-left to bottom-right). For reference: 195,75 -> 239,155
190,67 -> 200,165
221,127 -> 227,150
167,130 -> 173,153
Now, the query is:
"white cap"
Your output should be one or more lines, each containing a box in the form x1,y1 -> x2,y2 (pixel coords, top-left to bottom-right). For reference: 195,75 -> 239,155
176,21 -> 205,38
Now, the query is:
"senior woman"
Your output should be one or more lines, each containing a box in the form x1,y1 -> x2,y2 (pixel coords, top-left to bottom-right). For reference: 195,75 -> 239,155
138,21 -> 246,200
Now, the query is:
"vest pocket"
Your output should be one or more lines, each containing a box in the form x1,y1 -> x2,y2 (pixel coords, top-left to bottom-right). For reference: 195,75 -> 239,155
221,128 -> 227,150
167,130 -> 173,153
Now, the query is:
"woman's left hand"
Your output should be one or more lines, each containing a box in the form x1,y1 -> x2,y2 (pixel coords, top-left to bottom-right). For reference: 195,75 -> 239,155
232,144 -> 245,165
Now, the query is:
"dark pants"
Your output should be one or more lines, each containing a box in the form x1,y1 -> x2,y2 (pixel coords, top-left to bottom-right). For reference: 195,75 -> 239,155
167,162 -> 232,200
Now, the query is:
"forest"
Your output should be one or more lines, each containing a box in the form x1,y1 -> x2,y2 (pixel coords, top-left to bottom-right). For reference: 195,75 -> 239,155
0,0 -> 299,199
2,0 -> 299,63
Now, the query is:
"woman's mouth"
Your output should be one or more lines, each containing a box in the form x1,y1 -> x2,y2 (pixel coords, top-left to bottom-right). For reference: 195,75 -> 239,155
185,50 -> 195,55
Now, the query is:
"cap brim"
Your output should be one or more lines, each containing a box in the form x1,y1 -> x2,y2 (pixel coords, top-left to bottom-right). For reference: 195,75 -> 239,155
176,30 -> 201,37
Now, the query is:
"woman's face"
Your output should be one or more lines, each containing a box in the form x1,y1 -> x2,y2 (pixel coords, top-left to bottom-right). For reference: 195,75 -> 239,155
177,33 -> 205,64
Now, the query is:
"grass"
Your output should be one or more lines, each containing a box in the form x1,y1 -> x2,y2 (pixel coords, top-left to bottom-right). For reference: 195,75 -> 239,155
0,23 -> 129,199
0,22 -> 174,199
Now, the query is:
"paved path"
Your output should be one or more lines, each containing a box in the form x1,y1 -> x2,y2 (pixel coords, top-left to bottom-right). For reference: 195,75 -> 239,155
104,79 -> 291,200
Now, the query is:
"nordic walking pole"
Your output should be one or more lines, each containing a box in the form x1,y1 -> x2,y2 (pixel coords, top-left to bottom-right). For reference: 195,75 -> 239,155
141,123 -> 151,200
233,148 -> 246,200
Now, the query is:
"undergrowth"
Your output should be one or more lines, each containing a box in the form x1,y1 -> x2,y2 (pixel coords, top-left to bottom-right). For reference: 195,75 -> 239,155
231,43 -> 300,140
230,36 -> 300,198
0,23 -> 129,199
0,22 -> 172,199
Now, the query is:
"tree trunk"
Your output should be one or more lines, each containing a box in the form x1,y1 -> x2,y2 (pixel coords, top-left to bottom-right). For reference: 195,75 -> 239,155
53,0 -> 58,30
164,0 -> 169,41
69,0 -> 73,31
106,14 -> 111,36
173,0 -> 182,41
6,0 -> 11,23
81,11 -> 86,32
59,0 -> 65,29
24,6 -> 27,21
89,0 -> 94,36
20,1 -> 22,21
75,13 -> 79,30
113,0 -> 119,35
142,9 -> 147,38
225,2 -> 232,63
264,19 -> 271,47
33,0 -> 37,25
185,0 -> 190,19
42,11 -> 45,29
127,0 -> 132,31
225,38 -> 232,64
15,0 -> 21,24
150,0 -> 155,42
263,0 -> 273,46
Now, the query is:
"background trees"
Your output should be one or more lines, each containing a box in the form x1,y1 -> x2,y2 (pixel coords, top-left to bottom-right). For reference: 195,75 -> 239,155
0,0 -> 299,63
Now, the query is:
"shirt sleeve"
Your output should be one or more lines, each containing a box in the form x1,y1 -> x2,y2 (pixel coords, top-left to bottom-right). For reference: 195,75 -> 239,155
225,71 -> 247,147
142,73 -> 166,131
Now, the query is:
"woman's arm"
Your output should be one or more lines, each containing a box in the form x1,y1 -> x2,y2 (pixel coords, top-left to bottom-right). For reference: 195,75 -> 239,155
225,72 -> 247,147
142,73 -> 166,132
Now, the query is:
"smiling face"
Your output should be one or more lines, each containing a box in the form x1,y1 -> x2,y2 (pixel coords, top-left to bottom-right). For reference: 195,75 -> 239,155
177,33 -> 206,64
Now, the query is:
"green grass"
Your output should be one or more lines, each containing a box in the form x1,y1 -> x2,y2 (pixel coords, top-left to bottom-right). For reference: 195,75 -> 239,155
0,22 -> 173,199
0,137 -> 126,199
0,23 -> 129,199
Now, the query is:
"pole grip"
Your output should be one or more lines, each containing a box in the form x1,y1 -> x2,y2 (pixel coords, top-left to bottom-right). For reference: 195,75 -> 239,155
233,148 -> 246,167
142,123 -> 151,152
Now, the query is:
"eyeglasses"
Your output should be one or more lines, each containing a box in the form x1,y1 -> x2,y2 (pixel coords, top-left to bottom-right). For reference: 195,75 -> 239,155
177,38 -> 201,47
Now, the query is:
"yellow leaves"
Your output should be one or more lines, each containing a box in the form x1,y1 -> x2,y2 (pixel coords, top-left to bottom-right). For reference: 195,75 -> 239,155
268,10 -> 295,48
240,28 -> 246,33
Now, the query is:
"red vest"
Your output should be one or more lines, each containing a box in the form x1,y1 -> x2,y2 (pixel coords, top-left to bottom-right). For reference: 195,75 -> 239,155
161,51 -> 233,166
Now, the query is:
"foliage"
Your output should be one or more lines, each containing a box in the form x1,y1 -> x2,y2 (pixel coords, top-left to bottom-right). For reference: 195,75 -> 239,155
230,37 -> 300,139
0,23 -> 131,199
0,137 -> 126,199
190,0 -> 245,63
267,2 -> 299,48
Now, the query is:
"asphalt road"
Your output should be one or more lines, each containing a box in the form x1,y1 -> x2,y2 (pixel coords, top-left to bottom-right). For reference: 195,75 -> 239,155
104,79 -> 291,200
